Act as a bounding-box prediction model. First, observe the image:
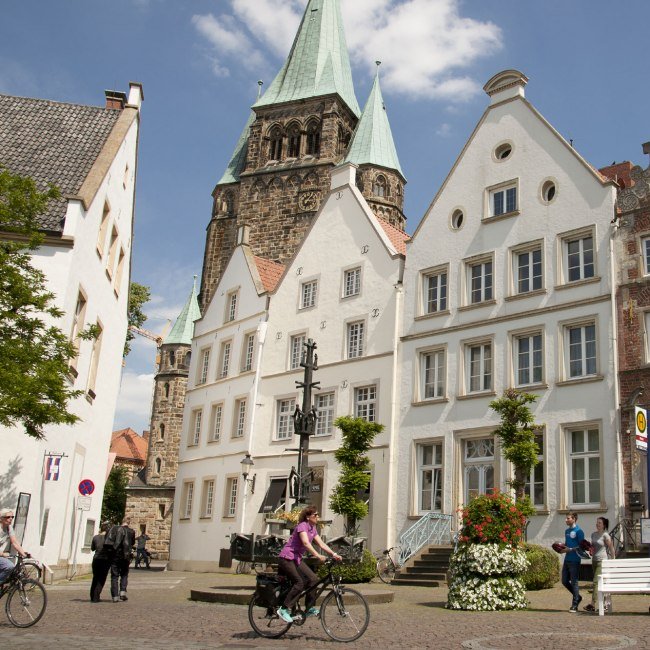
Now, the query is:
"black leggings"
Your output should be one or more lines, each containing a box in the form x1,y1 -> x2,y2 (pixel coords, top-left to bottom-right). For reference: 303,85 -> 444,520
277,557 -> 319,609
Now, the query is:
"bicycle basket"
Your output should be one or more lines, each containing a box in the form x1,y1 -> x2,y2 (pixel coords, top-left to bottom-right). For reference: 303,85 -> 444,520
254,574 -> 283,608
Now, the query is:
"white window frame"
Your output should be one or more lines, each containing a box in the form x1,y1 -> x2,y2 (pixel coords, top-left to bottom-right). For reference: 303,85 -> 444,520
181,481 -> 194,520
644,311 -> 650,363
513,329 -> 544,387
233,398 -> 246,438
226,290 -> 238,322
566,425 -> 601,506
300,280 -> 318,309
241,332 -> 255,372
559,227 -> 596,284
354,385 -> 377,422
486,180 -> 518,218
315,391 -> 335,436
421,266 -> 448,315
219,340 -> 231,378
466,256 -> 494,305
464,340 -> 493,394
418,348 -> 446,401
343,267 -> 361,298
563,320 -> 597,379
347,320 -> 365,359
224,477 -> 238,518
201,479 -> 215,518
289,333 -> 306,370
511,241 -> 543,295
189,409 -> 202,446
276,397 -> 296,441
641,235 -> 650,276
208,402 -> 223,443
462,436 -> 496,503
198,348 -> 210,385
416,442 -> 443,514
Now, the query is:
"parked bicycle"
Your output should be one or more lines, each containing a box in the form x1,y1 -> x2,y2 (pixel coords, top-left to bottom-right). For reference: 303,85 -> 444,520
248,558 -> 370,642
1,556 -> 47,627
375,546 -> 402,584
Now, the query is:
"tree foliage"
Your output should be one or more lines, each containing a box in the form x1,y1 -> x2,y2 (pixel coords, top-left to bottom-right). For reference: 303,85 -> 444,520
124,282 -> 151,357
0,167 -> 83,439
489,388 -> 540,501
101,464 -> 129,524
329,416 -> 383,535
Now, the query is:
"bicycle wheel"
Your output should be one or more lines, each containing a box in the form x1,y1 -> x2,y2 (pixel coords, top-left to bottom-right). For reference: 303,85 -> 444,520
248,594 -> 292,639
376,557 -> 396,584
320,586 -> 370,642
5,579 -> 47,628
21,561 -> 42,582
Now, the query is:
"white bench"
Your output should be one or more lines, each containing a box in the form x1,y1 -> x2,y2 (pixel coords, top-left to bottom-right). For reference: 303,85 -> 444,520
598,557 -> 650,616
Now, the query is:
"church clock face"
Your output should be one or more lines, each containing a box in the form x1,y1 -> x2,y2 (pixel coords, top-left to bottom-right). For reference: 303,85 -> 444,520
298,191 -> 319,211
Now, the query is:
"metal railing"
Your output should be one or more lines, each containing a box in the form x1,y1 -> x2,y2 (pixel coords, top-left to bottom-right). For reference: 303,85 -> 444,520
398,513 -> 454,564
610,518 -> 643,557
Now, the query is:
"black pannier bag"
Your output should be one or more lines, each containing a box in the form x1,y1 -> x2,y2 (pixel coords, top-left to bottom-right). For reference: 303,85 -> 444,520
254,574 -> 283,608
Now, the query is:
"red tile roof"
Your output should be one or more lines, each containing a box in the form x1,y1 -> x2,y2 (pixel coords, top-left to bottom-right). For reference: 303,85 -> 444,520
599,161 -> 634,189
377,218 -> 409,255
110,428 -> 148,463
253,256 -> 285,292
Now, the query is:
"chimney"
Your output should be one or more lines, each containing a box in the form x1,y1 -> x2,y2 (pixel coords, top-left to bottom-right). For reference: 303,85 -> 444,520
128,82 -> 144,110
142,429 -> 150,442
104,90 -> 127,110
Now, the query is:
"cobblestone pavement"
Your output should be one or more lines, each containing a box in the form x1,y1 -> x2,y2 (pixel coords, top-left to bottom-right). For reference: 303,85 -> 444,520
4,569 -> 650,649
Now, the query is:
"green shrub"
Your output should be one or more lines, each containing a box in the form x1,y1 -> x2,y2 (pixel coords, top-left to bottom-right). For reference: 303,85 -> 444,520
316,549 -> 376,584
521,543 -> 559,590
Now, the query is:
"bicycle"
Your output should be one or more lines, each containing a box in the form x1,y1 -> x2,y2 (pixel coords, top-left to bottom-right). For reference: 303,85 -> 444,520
376,546 -> 402,584
248,558 -> 370,642
1,556 -> 47,627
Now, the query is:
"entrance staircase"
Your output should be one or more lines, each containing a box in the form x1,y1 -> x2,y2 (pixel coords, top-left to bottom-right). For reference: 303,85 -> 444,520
391,545 -> 453,587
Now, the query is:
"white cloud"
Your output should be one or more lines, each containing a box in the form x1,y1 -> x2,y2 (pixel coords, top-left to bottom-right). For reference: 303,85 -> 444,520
113,371 -> 155,435
436,122 -> 452,137
192,0 -> 502,103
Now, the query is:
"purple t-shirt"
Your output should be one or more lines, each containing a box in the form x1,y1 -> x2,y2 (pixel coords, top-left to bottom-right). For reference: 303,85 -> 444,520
279,521 -> 317,564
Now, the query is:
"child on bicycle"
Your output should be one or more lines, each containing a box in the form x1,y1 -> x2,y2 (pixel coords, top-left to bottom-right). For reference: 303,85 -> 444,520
276,506 -> 341,623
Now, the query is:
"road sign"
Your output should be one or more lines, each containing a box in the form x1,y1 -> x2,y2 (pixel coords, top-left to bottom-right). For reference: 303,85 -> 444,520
78,479 -> 95,496
77,496 -> 92,511
635,406 -> 647,451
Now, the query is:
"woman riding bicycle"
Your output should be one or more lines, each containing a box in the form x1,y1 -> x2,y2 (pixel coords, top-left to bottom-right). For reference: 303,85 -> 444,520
0,509 -> 28,584
276,506 -> 341,623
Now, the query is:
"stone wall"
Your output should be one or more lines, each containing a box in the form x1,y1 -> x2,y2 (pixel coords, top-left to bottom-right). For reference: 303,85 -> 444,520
125,486 -> 174,560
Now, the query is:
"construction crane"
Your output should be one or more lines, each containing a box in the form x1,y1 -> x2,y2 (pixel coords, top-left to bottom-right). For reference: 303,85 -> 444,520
127,321 -> 171,370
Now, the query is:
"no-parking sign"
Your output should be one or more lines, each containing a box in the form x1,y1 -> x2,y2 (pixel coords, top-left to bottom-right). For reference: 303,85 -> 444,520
78,479 -> 95,496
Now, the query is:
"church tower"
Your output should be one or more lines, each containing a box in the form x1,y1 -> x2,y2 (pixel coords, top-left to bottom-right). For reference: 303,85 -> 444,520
126,281 -> 201,559
199,0 -> 406,307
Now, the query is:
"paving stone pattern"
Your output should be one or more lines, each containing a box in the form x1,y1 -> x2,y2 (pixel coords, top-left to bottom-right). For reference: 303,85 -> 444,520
5,570 -> 650,649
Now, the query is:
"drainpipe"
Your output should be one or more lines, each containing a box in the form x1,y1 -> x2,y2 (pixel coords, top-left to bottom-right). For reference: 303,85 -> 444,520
239,319 -> 268,534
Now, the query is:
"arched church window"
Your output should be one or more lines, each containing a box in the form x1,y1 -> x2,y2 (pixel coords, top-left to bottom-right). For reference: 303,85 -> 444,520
269,126 -> 283,161
373,175 -> 387,198
164,382 -> 170,399
159,423 -> 165,440
355,171 -> 364,192
169,351 -> 176,367
337,126 -> 349,156
222,191 -> 234,215
306,121 -> 321,155
154,457 -> 162,474
184,352 -> 191,367
287,124 -> 301,158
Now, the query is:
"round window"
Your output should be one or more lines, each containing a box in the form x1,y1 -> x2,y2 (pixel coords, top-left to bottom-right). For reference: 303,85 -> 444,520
450,209 -> 464,230
494,143 -> 512,161
541,180 -> 556,203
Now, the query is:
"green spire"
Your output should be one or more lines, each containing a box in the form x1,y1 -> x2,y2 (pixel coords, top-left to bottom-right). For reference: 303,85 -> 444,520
254,0 -> 360,116
164,278 -> 201,345
217,111 -> 254,185
344,65 -> 404,178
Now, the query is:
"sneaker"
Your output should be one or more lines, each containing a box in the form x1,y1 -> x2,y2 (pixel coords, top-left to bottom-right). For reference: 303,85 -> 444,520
305,607 -> 320,618
277,607 -> 293,623
119,591 -> 128,601
112,597 -> 120,603
569,605 -> 578,613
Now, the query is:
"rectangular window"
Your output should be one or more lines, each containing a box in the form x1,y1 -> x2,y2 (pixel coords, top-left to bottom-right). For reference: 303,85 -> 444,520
198,348 -> 210,385
300,280 -> 318,309
354,385 -> 377,422
69,290 -> 87,373
190,409 -> 202,446
565,235 -> 594,282
209,403 -> 223,442
524,433 -> 545,507
225,477 -> 238,517
106,226 -> 119,278
96,201 -> 110,257
490,184 -> 517,217
347,321 -> 365,358
567,323 -> 597,378
515,247 -> 542,294
468,260 -> 493,304
233,399 -> 246,438
343,268 -> 361,297
568,428 -> 600,505
418,443 -> 443,512
242,333 -> 255,372
643,237 -> 650,275
83,519 -> 96,548
645,312 -> 650,363
276,398 -> 296,440
315,392 -> 335,436
463,437 -> 495,502
181,482 -> 194,519
290,334 -> 305,370
420,349 -> 445,400
423,270 -> 447,314
467,343 -> 492,393
515,332 -> 543,386
227,291 -> 238,322
113,248 -> 126,296
86,322 -> 103,397
201,479 -> 215,518
219,341 -> 231,378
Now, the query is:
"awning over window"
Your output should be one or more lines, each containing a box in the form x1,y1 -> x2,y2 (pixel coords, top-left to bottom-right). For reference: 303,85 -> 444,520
259,478 -> 287,513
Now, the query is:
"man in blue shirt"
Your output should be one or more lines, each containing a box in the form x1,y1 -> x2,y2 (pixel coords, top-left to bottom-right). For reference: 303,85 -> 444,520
561,512 -> 584,612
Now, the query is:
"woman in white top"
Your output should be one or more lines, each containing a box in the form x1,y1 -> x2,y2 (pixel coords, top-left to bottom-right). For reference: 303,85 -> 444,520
584,516 -> 615,612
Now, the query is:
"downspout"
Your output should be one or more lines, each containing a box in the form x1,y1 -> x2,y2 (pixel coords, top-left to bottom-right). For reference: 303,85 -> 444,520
240,317 -> 268,534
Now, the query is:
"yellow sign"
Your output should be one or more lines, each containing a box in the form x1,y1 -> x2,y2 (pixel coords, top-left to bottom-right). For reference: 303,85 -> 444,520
635,406 -> 648,451
637,409 -> 646,434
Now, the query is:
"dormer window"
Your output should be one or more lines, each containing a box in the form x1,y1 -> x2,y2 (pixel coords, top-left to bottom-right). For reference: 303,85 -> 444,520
373,175 -> 387,197
287,124 -> 301,158
306,121 -> 321,155
269,127 -> 283,161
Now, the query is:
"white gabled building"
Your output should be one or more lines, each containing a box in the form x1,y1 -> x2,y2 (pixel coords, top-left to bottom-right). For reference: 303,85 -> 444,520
0,84 -> 143,576
398,70 -> 621,546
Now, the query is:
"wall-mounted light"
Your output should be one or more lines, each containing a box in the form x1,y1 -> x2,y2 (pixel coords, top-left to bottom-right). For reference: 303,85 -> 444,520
240,453 -> 256,494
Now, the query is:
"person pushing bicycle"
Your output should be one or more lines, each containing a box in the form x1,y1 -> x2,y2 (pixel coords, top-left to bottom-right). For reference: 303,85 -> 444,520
276,506 -> 341,623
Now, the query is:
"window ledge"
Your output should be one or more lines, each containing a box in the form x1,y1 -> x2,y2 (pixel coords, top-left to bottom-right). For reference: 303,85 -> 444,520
509,383 -> 548,392
207,439 -> 221,445
505,289 -> 547,302
415,309 -> 451,321
458,299 -> 497,313
411,398 -> 449,407
557,506 -> 609,514
483,209 -> 520,224
556,375 -> 604,387
457,391 -> 497,401
199,516 -> 213,521
529,509 -> 550,516
554,276 -> 601,291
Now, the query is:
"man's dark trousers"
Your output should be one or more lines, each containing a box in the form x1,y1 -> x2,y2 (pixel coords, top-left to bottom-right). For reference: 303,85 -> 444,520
110,558 -> 130,597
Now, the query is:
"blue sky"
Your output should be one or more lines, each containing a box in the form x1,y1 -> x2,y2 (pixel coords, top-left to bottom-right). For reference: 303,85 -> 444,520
2,1 -> 650,435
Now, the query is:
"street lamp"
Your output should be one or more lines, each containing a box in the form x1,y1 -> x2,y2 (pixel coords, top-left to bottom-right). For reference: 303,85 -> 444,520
240,453 -> 256,494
